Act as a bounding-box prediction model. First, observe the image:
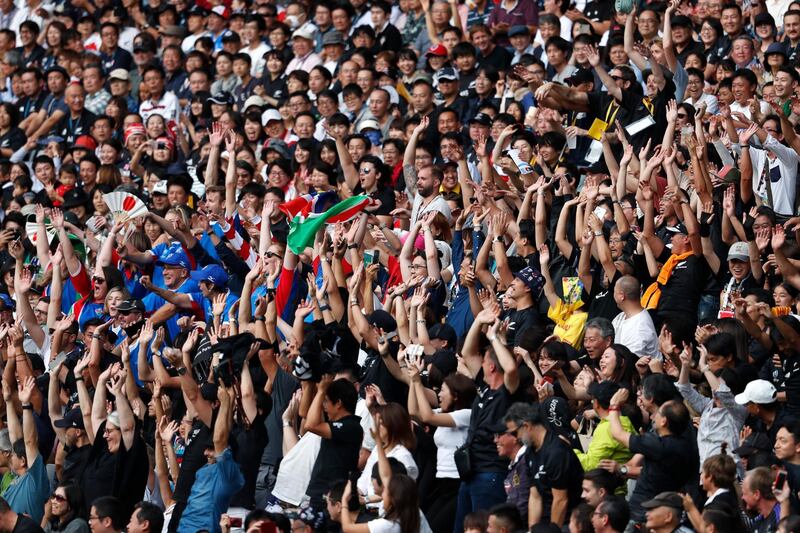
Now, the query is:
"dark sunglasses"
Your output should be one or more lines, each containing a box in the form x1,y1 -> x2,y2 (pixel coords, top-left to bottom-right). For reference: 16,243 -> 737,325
265,251 -> 280,259
51,493 -> 67,503
92,277 -> 106,284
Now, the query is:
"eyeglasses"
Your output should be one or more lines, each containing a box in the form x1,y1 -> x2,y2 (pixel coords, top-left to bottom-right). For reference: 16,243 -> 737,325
103,426 -> 120,436
51,493 -> 67,503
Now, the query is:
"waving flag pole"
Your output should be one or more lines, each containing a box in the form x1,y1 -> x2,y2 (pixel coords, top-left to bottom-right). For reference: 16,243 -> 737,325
284,194 -> 372,254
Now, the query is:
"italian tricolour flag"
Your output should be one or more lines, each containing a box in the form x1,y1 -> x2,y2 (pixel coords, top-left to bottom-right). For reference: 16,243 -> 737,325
285,194 -> 372,254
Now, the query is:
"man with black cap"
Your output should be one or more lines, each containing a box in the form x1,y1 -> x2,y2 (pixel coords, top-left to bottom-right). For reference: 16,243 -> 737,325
638,177 -> 709,330
435,67 -> 471,120
509,25 -> 535,64
351,308 -> 407,405
505,402 -> 583,527
50,404 -> 91,485
640,492 -> 689,533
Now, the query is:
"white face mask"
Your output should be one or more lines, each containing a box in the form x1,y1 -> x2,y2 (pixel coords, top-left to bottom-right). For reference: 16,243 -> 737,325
285,15 -> 300,29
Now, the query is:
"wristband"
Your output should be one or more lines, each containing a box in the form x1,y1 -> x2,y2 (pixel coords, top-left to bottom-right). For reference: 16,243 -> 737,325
608,406 -> 620,411
74,376 -> 83,382
176,367 -> 187,376
593,231 -> 603,237
319,304 -> 331,312
347,243 -> 358,249
254,316 -> 266,322
21,403 -> 32,410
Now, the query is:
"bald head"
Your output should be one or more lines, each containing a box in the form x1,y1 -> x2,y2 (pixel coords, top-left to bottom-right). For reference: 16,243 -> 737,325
617,275 -> 640,301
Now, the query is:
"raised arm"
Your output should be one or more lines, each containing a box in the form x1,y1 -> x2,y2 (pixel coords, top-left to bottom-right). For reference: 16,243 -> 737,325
214,385 -> 234,454
305,375 -> 333,438
14,259 -> 46,348
624,6 -> 648,71
587,45 -> 622,101
204,122 -> 226,189
327,124 -> 360,192
17,376 -> 40,466
538,245 -> 560,309
33,204 -> 51,271
224,132 -> 239,218
51,208 -> 82,276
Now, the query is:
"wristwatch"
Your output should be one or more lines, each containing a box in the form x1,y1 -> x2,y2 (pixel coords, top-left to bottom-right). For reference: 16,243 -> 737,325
619,465 -> 628,476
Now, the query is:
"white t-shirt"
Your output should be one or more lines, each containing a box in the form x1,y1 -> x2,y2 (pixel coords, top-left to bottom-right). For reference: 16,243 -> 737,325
432,408 -> 471,479
356,398 -> 375,452
272,432 -> 322,506
411,194 -> 451,226
357,444 -> 418,497
368,512 -> 434,533
140,91 -> 180,123
612,309 -> 659,358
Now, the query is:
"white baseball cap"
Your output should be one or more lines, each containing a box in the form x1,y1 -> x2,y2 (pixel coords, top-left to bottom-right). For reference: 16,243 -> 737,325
261,108 -> 283,126
735,379 -> 777,405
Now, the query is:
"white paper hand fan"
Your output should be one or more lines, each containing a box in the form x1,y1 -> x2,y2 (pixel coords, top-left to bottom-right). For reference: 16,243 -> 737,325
25,220 -> 57,246
103,192 -> 148,223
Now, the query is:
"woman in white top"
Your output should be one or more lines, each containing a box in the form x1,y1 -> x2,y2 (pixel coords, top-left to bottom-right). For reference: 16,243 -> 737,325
357,403 -> 418,502
343,412 -> 432,533
407,363 -> 475,533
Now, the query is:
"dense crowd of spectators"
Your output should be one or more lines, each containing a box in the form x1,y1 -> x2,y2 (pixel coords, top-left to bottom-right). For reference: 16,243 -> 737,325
2,0 -> 800,532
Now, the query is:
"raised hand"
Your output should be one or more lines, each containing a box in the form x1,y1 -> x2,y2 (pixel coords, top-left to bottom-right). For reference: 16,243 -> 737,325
17,375 -> 35,404
739,123 -> 759,145
50,208 -> 64,229
722,185 -> 736,218
538,243 -> 550,267
413,115 -> 429,136
586,44 -> 601,67
139,319 -> 154,346
212,293 -> 227,317
772,225 -> 786,251
209,122 -> 226,147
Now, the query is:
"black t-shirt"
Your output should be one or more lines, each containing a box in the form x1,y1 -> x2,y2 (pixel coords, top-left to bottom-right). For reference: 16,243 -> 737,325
654,250 -> 710,321
55,110 -> 97,145
261,74 -> 288,103
525,431 -> 584,524
80,419 -> 149,519
468,381 -> 513,472
628,431 -> 696,521
0,127 -> 25,153
230,412 -> 268,509
172,418 -> 214,502
12,514 -> 44,533
61,443 -> 91,485
586,89 -> 655,153
360,346 -> 409,405
505,306 -> 540,347
586,268 -> 622,321
306,414 -> 364,502
262,367 -> 299,466
353,184 -> 395,215
583,0 -> 613,21
478,45 -> 512,70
